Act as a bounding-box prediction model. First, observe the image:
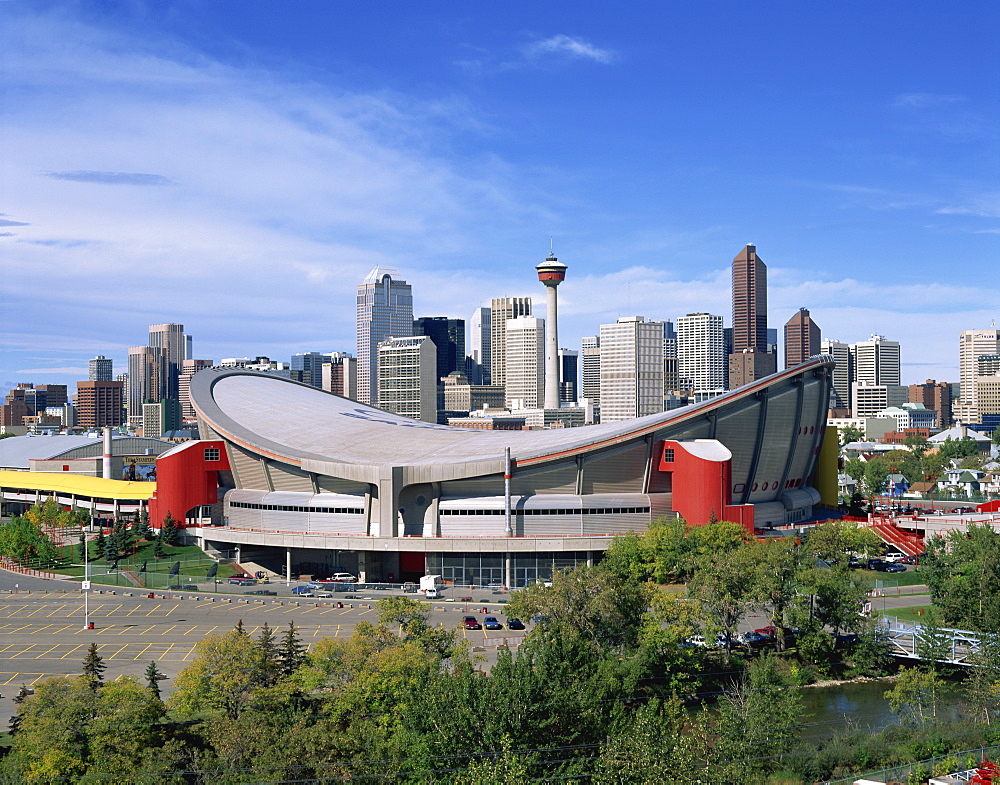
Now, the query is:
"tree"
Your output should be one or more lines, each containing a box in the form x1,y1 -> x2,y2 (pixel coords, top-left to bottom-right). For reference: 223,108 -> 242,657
152,536 -> 165,559
160,512 -> 179,545
144,660 -> 167,700
278,621 -> 307,677
902,431 -> 930,455
82,643 -> 106,690
257,622 -> 281,686
839,424 -> 865,447
94,529 -> 107,560
9,684 -> 32,736
686,538 -> 765,659
886,667 -> 945,725
169,623 -> 274,719
0,513 -> 61,565
718,654 -> 804,779
78,532 -> 87,563
923,522 -> 1000,632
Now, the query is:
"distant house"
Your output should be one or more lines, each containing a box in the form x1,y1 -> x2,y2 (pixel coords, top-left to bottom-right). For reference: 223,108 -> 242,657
941,467 -> 985,498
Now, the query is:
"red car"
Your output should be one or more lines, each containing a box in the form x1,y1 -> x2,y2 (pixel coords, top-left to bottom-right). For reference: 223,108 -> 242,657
461,615 -> 482,630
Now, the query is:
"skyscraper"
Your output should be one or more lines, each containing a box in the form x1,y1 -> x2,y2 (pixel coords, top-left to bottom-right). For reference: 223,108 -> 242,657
357,267 -> 413,407
677,313 -> 726,395
581,336 -> 601,405
88,356 -> 113,382
729,244 -> 776,387
599,317 -> 665,422
469,306 -> 491,385
956,329 -> 1000,423
850,335 -> 901,386
291,352 -> 327,388
179,359 -> 213,419
322,353 -> 357,399
820,339 -> 852,411
414,317 -> 466,382
377,336 -> 437,422
504,316 -> 544,410
784,308 -> 821,368
75,381 -> 124,428
127,346 -> 165,420
558,348 -> 579,404
148,323 -> 185,400
490,297 -> 532,392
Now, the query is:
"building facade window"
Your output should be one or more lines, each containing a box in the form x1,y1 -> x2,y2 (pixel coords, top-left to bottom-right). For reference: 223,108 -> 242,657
204,448 -> 220,461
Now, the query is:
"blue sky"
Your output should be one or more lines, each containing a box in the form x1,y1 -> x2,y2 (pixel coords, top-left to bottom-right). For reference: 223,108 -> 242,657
2,1 -> 998,395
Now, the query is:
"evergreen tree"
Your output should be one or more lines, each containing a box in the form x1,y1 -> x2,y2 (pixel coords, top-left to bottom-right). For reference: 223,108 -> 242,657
152,536 -> 165,559
82,642 -> 106,690
78,532 -> 87,563
256,622 -> 280,686
160,512 -> 178,545
94,530 -> 107,561
278,621 -> 306,677
144,660 -> 167,700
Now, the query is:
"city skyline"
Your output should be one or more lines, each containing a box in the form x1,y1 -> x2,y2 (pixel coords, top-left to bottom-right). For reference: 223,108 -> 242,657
2,3 -> 998,392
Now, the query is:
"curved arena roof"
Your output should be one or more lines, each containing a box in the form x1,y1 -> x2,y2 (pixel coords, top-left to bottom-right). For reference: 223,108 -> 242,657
190,356 -> 835,471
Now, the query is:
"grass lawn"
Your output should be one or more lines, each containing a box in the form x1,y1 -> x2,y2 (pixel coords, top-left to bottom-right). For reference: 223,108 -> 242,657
48,540 -> 239,588
880,604 -> 934,623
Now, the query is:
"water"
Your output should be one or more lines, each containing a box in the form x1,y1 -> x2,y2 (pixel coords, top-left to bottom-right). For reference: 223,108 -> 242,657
799,678 -> 967,739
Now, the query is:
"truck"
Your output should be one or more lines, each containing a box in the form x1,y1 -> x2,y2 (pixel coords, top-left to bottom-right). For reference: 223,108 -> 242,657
420,574 -> 443,599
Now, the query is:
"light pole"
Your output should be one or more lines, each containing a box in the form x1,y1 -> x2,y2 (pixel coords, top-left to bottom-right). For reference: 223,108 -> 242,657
82,549 -> 90,631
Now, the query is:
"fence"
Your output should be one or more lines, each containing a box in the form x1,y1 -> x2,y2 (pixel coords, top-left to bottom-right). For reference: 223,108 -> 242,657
823,744 -> 1000,784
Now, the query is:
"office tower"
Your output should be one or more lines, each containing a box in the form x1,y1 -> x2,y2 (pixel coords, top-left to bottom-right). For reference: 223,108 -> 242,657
291,352 -> 327,388
184,334 -> 193,361
821,339 -> 852,411
442,373 -> 505,412
536,250 -> 568,409
357,266 -> 413,407
377,336 -> 437,422
677,313 -> 726,395
581,336 -> 601,404
127,346 -> 164,419
956,329 -> 1000,423
88,356 -> 113,382
558,348 -> 578,404
504,316 -> 544,410
490,297 -> 532,392
142,398 -> 181,438
414,317 -> 466,381
729,244 -> 776,387
148,323 -> 185,400
76,381 -> 125,428
908,379 -> 953,428
850,335 -> 901,386
469,306 -> 491,385
852,382 -> 908,418
784,308 -> 822,368
599,317 -> 665,422
179,359 -> 213,419
322,353 -> 357,399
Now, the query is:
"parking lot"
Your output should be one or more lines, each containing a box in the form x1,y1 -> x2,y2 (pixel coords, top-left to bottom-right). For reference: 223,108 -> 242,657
0,571 -> 526,730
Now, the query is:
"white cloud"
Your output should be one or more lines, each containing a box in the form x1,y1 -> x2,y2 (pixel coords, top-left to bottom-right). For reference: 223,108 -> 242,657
525,34 -> 616,64
892,93 -> 965,109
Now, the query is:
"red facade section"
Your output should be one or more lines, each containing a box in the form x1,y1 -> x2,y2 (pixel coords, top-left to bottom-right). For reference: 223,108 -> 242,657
656,440 -> 755,531
148,441 -> 230,528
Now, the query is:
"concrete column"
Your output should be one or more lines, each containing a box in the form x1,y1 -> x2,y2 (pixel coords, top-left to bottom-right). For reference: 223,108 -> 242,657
544,283 -> 559,410
357,551 -> 368,583
286,548 -> 291,584
586,551 -> 594,567
505,552 -> 512,590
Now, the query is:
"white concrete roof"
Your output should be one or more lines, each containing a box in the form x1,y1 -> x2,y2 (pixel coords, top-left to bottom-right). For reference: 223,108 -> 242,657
191,356 -> 836,470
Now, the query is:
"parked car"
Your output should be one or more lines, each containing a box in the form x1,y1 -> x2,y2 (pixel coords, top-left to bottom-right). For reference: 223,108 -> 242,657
313,591 -> 333,598
228,576 -> 256,585
883,552 -> 905,563
326,573 -> 358,583
506,618 -> 525,630
167,584 -> 195,591
738,631 -> 772,646
754,627 -> 778,640
867,559 -> 886,570
292,585 -> 314,595
461,615 -> 482,630
243,590 -> 277,596
483,616 -> 504,630
883,562 -> 907,573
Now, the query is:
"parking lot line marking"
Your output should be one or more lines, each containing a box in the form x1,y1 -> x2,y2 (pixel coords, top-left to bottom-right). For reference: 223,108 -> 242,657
58,644 -> 87,660
52,625 -> 75,635
22,605 -> 49,618
182,626 -> 200,635
33,624 -> 57,632
6,625 -> 35,634
338,608 -> 353,615
131,643 -> 154,660
37,645 -> 63,658
136,626 -> 157,635
44,605 -> 71,618
124,605 -> 146,616
162,625 -> 178,635
106,644 -> 131,660
195,601 -> 216,608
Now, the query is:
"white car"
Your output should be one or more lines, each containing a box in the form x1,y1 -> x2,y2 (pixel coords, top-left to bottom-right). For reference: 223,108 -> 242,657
883,552 -> 905,563
328,572 -> 358,583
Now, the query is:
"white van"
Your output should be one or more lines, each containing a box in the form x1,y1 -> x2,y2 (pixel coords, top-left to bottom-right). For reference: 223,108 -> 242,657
883,551 -> 905,563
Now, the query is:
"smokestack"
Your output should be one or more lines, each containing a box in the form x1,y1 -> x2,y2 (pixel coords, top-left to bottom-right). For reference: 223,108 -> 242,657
102,427 -> 112,479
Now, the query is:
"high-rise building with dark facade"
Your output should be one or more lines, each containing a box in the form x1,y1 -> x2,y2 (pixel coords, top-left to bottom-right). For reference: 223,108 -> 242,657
729,244 -> 776,388
413,317 -> 466,381
291,352 -> 327,389
784,308 -> 821,369
356,267 -> 413,407
558,348 -> 579,403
